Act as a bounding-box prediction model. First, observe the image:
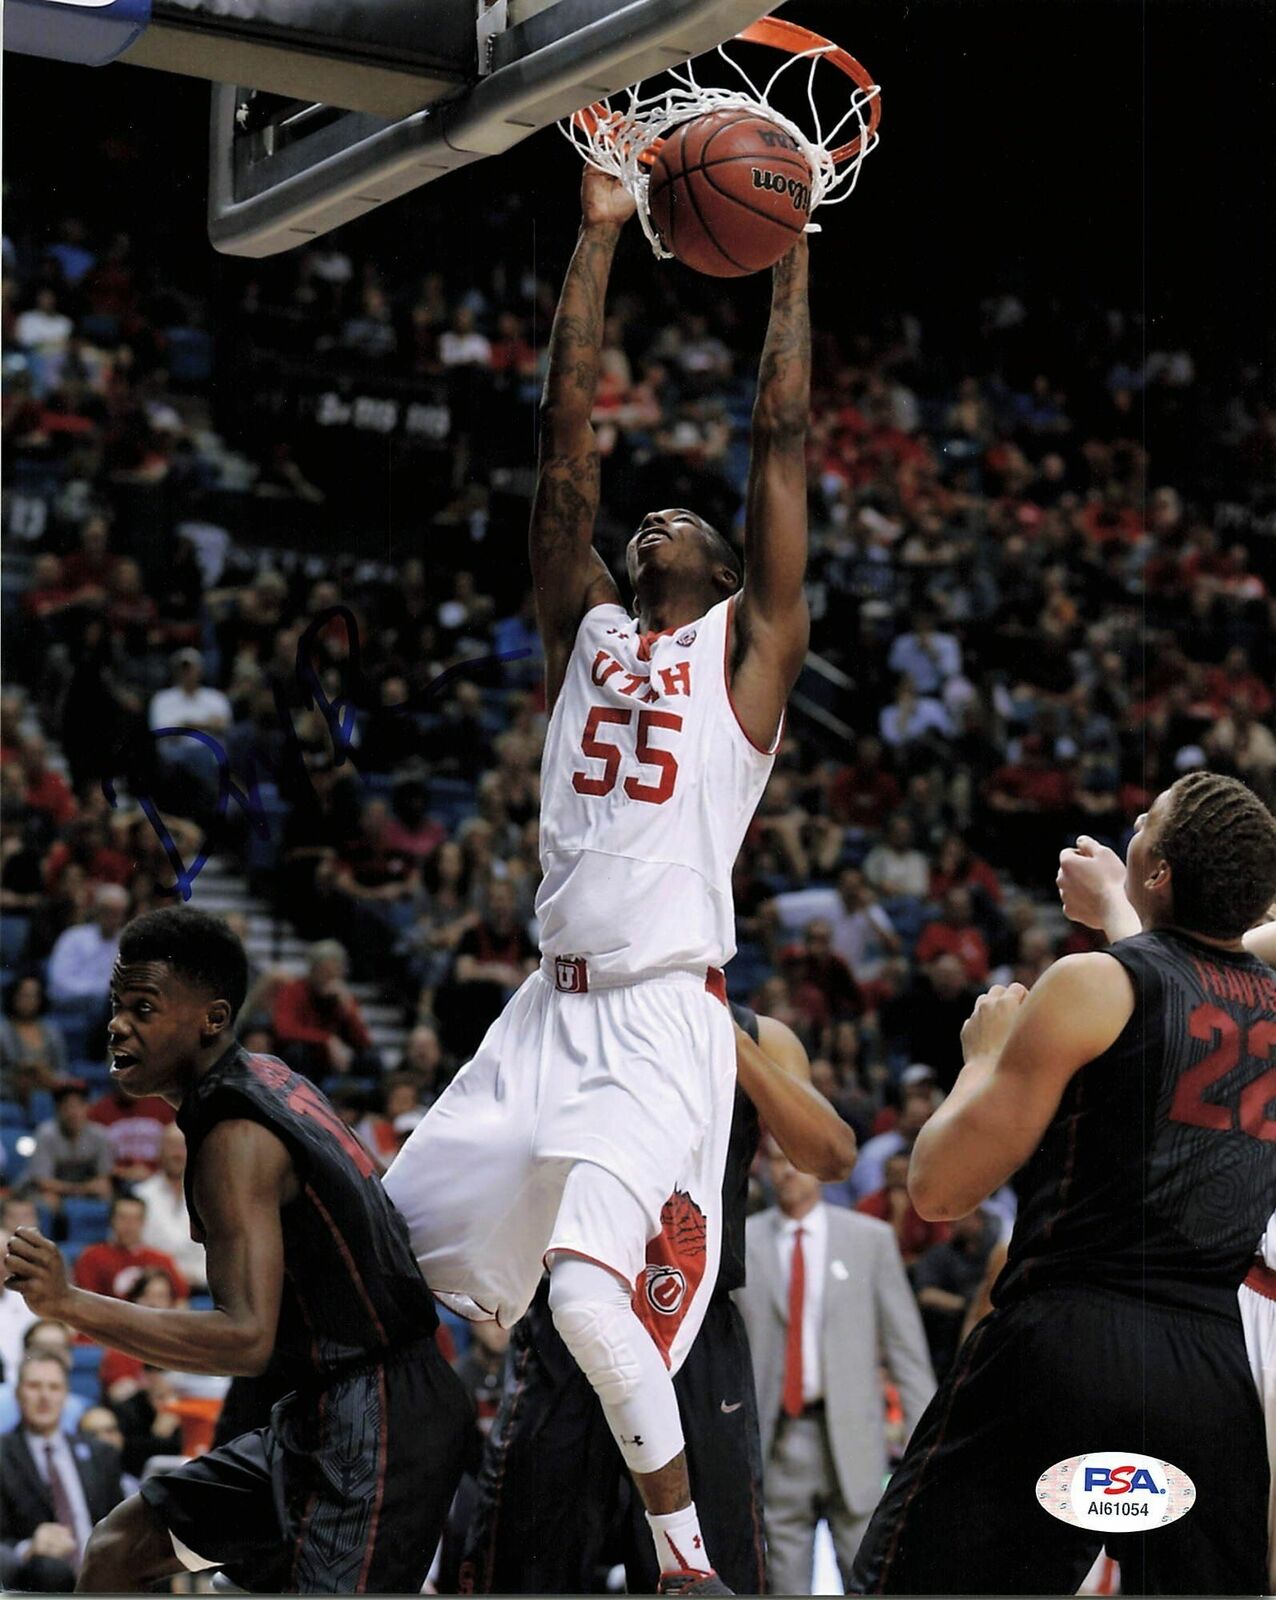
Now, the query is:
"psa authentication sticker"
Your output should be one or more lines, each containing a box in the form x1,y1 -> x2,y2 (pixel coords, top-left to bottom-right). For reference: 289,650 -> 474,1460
1036,1453 -> 1196,1530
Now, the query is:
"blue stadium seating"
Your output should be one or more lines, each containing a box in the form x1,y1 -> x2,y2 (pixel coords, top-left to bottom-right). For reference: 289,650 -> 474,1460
61,1196 -> 111,1245
0,1100 -> 27,1129
0,914 -> 30,966
26,1089 -> 54,1128
0,1125 -> 34,1182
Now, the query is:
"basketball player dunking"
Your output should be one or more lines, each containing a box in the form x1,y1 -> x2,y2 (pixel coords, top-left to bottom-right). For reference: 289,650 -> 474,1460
4,908 -> 471,1595
385,165 -> 811,1596
1058,812 -> 1276,1593
850,773 -> 1276,1596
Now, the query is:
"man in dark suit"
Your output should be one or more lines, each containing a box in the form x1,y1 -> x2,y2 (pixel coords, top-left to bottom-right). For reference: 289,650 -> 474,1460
0,1348 -> 124,1591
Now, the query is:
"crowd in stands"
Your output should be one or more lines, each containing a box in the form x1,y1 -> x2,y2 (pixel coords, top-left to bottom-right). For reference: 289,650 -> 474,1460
3,190 -> 1274,1589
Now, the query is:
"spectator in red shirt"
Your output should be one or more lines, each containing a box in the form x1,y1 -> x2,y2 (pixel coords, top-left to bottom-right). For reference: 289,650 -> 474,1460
828,736 -> 902,830
983,734 -> 1074,880
927,832 -> 1003,906
857,1152 -> 952,1266
60,514 -> 120,599
87,1081 -> 176,1183
20,735 -> 77,831
73,1194 -> 189,1304
98,1269 -> 179,1402
43,815 -> 134,895
914,889 -> 991,985
271,939 -> 378,1081
383,779 -> 446,863
1203,646 -> 1273,718
778,920 -> 864,1034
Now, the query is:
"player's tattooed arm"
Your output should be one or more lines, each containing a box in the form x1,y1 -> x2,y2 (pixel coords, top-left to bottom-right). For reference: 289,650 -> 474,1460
531,167 -> 631,708
736,1015 -> 857,1182
731,238 -> 812,749
4,1120 -> 289,1376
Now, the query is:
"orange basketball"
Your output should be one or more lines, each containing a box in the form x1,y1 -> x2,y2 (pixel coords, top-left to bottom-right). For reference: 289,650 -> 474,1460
647,109 -> 813,278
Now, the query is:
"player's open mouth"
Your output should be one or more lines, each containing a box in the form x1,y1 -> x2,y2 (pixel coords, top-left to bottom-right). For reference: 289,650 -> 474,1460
638,529 -> 669,548
110,1053 -> 139,1076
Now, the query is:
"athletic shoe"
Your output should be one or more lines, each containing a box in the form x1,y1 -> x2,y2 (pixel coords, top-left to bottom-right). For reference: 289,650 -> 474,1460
657,1571 -> 734,1595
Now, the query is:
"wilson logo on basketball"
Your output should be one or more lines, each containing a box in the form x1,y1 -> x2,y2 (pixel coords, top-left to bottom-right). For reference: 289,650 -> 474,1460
750,168 -> 811,212
644,1265 -> 687,1315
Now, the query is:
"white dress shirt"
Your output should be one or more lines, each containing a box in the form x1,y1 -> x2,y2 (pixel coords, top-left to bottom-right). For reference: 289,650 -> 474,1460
22,1427 -> 94,1557
135,1171 -> 207,1289
776,1202 -> 828,1405
0,1287 -> 36,1385
45,923 -> 121,1004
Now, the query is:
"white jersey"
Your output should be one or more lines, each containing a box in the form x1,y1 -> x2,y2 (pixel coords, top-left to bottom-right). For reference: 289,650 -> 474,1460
536,595 -> 777,979
1260,1213 -> 1276,1271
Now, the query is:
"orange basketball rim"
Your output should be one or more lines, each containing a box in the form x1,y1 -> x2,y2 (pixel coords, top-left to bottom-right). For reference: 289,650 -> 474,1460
563,13 -> 882,260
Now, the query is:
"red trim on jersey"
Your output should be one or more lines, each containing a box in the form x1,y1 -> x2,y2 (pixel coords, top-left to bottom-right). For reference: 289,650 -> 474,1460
542,1247 -> 639,1295
705,967 -> 727,1007
355,1363 -> 390,1594
723,596 -> 784,756
304,1182 -> 387,1344
637,624 -> 678,662
1244,1259 -> 1276,1303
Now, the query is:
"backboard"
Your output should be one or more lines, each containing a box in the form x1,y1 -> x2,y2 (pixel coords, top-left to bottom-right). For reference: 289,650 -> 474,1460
208,0 -> 780,258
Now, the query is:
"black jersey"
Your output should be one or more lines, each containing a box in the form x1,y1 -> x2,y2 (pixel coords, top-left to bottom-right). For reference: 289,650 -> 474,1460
178,1047 -> 438,1380
996,930 -> 1276,1316
718,1003 -> 762,1295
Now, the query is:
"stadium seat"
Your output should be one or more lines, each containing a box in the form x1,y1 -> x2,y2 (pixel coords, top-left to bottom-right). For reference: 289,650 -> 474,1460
62,1196 -> 111,1245
0,914 -> 30,966
0,1100 -> 27,1129
0,1125 -> 34,1183
26,1089 -> 54,1128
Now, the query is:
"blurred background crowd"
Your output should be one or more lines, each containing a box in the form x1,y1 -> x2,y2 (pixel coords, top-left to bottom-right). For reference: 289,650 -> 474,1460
2,23 -> 1275,1584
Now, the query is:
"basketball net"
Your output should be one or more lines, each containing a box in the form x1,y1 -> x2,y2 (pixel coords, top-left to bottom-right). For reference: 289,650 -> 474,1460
562,16 -> 881,261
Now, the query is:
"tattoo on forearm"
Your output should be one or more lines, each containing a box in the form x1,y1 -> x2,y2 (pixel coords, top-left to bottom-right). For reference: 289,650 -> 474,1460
755,244 -> 811,437
542,228 -> 619,416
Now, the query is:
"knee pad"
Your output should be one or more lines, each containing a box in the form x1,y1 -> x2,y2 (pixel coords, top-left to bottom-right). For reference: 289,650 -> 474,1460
550,1291 -> 645,1408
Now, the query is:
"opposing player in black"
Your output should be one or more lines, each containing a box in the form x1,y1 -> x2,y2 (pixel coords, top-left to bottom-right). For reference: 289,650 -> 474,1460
4,907 -> 471,1594
850,772 -> 1276,1596
460,1005 -> 856,1594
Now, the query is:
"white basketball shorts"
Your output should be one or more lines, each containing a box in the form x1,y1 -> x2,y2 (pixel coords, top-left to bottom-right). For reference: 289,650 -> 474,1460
384,965 -> 736,1372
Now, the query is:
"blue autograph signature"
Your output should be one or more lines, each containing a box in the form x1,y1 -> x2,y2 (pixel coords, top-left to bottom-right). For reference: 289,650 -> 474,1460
103,604 -> 531,902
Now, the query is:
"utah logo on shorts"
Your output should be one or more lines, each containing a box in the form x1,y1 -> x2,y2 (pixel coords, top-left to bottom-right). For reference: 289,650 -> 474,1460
634,1188 -> 708,1364
644,1265 -> 687,1316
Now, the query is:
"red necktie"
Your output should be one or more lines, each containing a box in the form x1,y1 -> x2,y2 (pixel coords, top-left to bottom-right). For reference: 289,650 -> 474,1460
782,1226 -> 806,1418
45,1442 -> 81,1569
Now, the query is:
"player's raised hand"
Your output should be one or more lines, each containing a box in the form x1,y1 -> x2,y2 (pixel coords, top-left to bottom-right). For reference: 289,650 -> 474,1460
4,1225 -> 73,1317
960,983 -> 1028,1065
1057,836 -> 1127,930
581,164 -> 637,227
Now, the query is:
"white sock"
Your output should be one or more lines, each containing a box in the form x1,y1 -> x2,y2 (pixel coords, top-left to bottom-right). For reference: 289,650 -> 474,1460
647,1502 -> 713,1577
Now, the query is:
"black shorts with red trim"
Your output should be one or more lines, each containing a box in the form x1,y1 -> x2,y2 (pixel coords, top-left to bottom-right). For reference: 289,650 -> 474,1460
140,1337 -> 471,1594
459,1284 -> 767,1595
850,1284 -> 1267,1597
